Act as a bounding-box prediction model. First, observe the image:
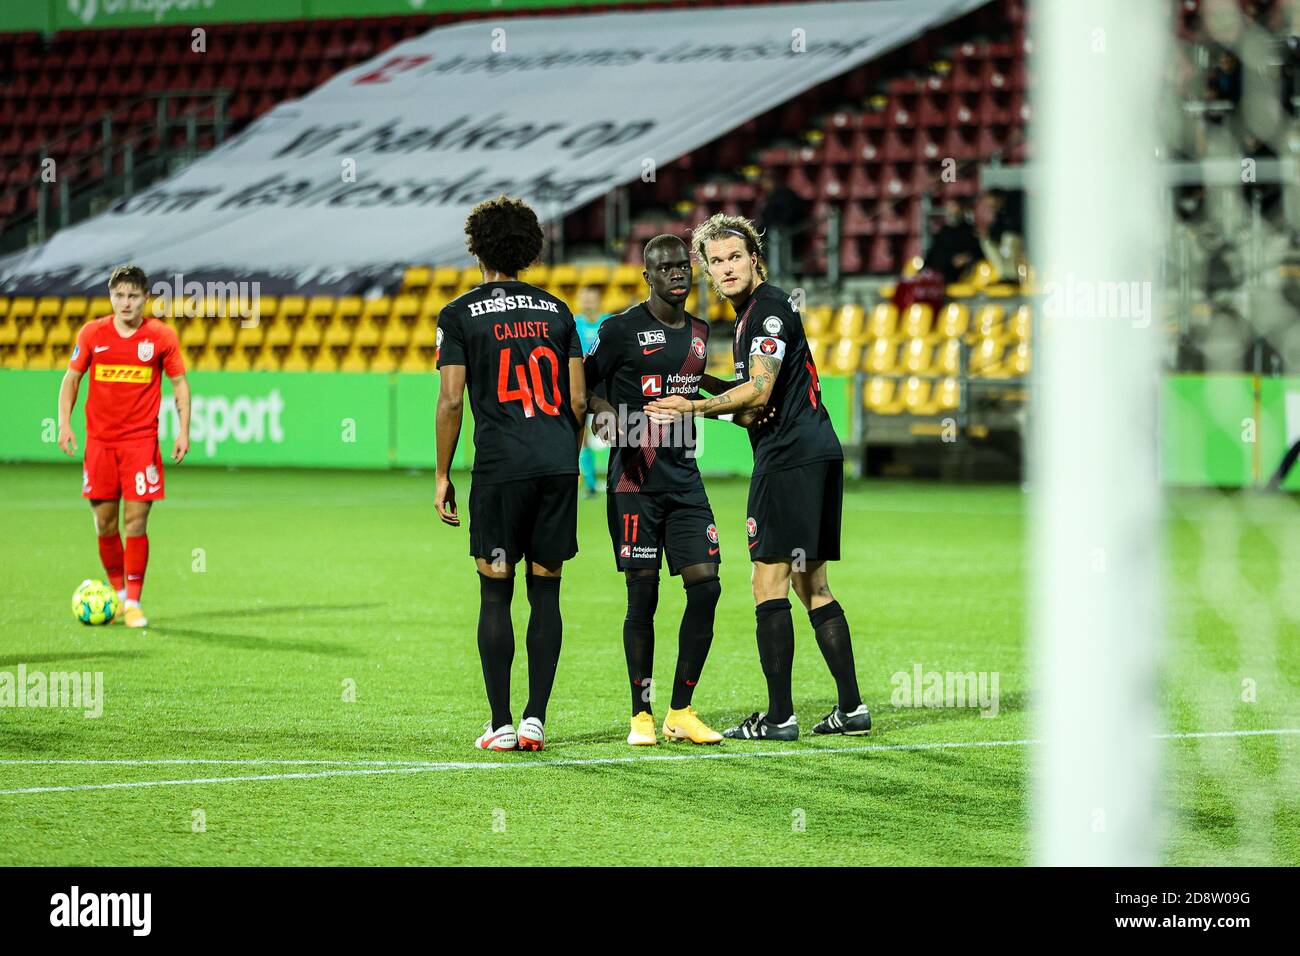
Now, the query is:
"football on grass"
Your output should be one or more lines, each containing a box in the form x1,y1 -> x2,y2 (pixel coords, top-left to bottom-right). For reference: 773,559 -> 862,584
72,579 -> 119,625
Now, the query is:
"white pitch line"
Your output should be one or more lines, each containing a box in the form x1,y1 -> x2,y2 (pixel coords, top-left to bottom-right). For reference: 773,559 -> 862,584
0,728 -> 1296,797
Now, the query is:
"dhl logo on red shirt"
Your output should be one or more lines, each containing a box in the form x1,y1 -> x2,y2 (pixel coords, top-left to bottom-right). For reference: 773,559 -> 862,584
93,364 -> 154,383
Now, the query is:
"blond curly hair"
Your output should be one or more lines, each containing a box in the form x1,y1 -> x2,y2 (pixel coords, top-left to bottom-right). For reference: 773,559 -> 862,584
691,213 -> 767,295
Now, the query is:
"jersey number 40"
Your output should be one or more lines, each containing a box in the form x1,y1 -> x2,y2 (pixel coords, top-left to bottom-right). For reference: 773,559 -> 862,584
497,346 -> 563,418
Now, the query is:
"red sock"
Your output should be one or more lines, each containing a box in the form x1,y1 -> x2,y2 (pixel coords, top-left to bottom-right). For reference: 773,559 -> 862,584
97,533 -> 125,592
125,534 -> 149,603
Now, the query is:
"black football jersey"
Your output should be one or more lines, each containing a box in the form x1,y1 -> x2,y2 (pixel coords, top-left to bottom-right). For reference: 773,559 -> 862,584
436,280 -> 582,485
583,302 -> 710,493
731,282 -> 842,475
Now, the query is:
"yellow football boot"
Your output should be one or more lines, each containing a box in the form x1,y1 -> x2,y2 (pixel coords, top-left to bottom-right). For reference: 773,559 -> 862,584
662,706 -> 722,744
627,711 -> 658,746
123,605 -> 149,628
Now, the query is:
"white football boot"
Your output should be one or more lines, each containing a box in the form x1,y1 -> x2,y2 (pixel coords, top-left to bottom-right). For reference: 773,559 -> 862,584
475,721 -> 518,751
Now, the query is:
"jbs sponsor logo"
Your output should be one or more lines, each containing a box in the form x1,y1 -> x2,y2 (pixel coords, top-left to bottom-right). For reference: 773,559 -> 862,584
637,329 -> 666,346
93,364 -> 153,383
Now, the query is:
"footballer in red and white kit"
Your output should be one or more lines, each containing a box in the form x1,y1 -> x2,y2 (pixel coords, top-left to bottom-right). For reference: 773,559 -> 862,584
57,266 -> 192,629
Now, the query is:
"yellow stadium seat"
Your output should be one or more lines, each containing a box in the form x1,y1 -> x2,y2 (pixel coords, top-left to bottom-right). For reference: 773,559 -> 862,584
382,322 -> 410,348
279,296 -> 306,324
340,347 -> 370,373
354,320 -> 383,349
265,318 -> 294,348
601,288 -> 634,316
945,283 -> 976,299
224,349 -> 252,372
180,318 -> 207,348
362,296 -> 391,325
412,321 -> 438,350
253,348 -> 281,372
863,376 -> 896,413
826,339 -> 861,375
9,297 -> 35,326
0,296 -> 9,320
969,337 -> 1005,377
518,265 -> 550,287
914,376 -> 960,415
391,295 -> 420,325
294,321 -> 322,348
432,267 -> 461,296
207,321 -> 237,349
309,346 -> 337,373
805,338 -> 828,369
458,267 -> 482,294
399,349 -> 430,374
984,283 -> 1018,297
833,304 -> 865,340
866,302 -> 898,339
306,296 -> 333,325
899,376 -> 933,414
862,337 -> 898,375
550,263 -> 579,295
578,264 -> 611,289
970,304 -> 1006,342
899,337 -> 932,375
59,297 -> 87,323
402,266 -> 432,295
324,316 -> 354,349
422,294 -> 449,321
900,303 -> 933,338
970,260 -> 997,290
236,321 -> 265,347
933,338 -> 961,376
35,297 -> 61,323
195,346 -> 223,372
334,296 -> 362,323
46,321 -> 72,346
250,295 -> 278,326
901,255 -> 925,279
282,348 -> 310,372
1007,304 -> 1031,342
997,342 -> 1031,377
803,304 -> 832,338
933,302 -> 969,341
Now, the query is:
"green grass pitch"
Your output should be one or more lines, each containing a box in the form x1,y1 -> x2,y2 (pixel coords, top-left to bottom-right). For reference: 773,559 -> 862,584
0,462 -> 1296,865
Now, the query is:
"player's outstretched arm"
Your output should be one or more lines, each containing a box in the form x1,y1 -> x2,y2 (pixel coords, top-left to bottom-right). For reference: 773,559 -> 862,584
648,353 -> 780,422
434,364 -> 466,527
56,369 -> 84,456
170,374 -> 191,463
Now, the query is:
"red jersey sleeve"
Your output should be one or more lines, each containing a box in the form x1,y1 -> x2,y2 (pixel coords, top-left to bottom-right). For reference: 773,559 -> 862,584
69,322 -> 94,373
161,326 -> 186,377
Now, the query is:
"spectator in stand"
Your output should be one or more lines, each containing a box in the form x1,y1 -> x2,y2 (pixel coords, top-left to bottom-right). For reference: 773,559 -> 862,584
755,169 -> 809,278
924,198 -> 983,283
975,189 -> 1027,284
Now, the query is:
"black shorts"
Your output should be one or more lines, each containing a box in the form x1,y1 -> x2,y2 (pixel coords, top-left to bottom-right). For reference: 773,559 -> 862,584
746,459 -> 843,563
607,484 -> 721,575
468,474 -> 578,566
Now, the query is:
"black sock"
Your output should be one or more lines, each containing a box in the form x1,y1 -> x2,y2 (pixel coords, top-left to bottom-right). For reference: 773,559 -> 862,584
810,600 -> 861,712
522,575 -> 562,723
755,598 -> 795,723
671,577 -> 720,709
624,575 -> 659,715
477,573 -> 515,729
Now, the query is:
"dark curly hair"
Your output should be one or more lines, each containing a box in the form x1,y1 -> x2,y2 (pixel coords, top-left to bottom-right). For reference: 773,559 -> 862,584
464,196 -> 545,276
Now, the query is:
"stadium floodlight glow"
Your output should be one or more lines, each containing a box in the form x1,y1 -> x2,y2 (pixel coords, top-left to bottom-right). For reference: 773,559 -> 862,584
1029,0 -> 1166,865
